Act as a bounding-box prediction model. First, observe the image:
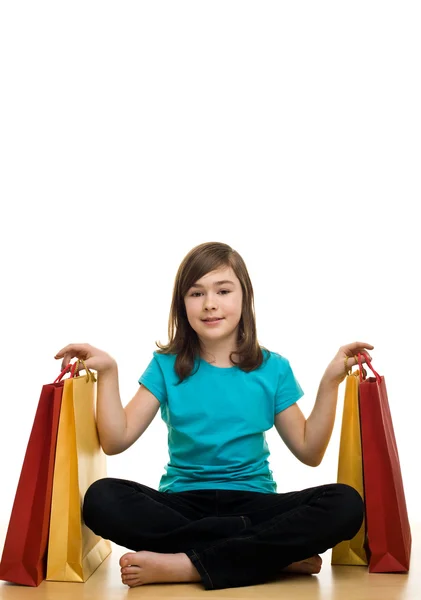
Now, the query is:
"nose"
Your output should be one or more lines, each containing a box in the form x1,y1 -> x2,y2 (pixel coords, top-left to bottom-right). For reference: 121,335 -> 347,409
203,293 -> 218,310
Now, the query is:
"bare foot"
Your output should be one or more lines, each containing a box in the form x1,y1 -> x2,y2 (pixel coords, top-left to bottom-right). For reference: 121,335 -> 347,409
282,554 -> 322,575
119,551 -> 202,587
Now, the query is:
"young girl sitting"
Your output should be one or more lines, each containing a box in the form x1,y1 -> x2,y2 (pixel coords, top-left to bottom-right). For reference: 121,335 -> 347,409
54,241 -> 373,591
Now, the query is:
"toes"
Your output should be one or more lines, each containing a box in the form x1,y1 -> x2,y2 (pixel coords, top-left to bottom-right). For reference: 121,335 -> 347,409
119,552 -> 136,568
122,576 -> 142,587
122,574 -> 140,582
121,566 -> 140,575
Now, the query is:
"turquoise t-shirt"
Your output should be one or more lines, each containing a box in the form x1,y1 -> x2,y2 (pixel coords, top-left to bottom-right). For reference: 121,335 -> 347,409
138,349 -> 304,494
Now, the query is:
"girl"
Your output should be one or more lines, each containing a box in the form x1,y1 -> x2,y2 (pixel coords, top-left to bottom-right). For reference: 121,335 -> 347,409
55,241 -> 373,591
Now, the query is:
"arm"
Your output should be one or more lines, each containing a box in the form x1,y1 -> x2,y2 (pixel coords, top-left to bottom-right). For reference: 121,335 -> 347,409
54,343 -> 160,456
275,342 -> 374,467
97,366 -> 160,455
96,365 -> 126,454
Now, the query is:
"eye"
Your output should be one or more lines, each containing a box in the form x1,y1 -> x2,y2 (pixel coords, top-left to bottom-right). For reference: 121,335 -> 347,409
190,290 -> 231,297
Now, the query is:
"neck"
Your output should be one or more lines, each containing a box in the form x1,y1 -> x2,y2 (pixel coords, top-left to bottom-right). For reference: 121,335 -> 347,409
199,337 -> 239,367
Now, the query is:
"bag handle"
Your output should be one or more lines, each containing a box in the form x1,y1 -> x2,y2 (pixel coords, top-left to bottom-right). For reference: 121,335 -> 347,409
357,352 -> 381,383
54,359 -> 97,383
54,363 -> 72,383
71,359 -> 97,382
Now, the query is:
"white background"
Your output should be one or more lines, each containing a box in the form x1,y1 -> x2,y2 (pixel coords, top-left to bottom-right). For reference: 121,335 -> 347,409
0,0 -> 420,542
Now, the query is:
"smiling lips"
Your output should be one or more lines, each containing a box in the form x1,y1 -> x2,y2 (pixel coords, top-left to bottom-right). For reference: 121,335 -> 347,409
202,317 -> 223,323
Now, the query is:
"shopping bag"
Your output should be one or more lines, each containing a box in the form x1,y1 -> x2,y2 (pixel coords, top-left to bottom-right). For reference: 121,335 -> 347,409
0,364 -> 72,586
46,360 -> 111,582
331,372 -> 368,565
358,353 -> 411,573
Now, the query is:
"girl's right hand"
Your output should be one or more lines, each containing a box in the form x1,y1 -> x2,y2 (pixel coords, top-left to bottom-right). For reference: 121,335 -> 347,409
54,343 -> 117,374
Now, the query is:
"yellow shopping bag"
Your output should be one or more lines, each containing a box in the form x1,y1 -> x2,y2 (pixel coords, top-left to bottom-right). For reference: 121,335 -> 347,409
46,361 -> 111,582
331,372 -> 368,566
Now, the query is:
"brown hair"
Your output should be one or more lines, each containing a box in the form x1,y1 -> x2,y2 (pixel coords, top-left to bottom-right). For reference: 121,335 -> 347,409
155,241 -> 268,382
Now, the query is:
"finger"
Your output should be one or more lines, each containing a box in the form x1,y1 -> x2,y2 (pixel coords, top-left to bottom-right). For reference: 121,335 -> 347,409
55,344 -> 89,359
61,355 -> 73,371
55,344 -> 74,358
61,354 -> 83,371
349,352 -> 372,368
64,359 -> 84,375
343,342 -> 374,352
349,355 -> 360,368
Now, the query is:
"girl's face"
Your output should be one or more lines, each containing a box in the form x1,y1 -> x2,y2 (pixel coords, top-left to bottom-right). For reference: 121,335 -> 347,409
184,266 -> 243,345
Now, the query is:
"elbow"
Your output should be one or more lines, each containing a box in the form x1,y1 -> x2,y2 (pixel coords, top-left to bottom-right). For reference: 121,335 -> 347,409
102,442 -> 125,456
303,454 -> 323,467
100,439 -> 123,456
101,443 -> 114,456
301,441 -> 324,467
98,427 -> 127,456
102,446 -> 116,456
102,446 -> 123,456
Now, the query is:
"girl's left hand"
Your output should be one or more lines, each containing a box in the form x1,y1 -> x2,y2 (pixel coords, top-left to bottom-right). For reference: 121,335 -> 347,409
323,342 -> 375,385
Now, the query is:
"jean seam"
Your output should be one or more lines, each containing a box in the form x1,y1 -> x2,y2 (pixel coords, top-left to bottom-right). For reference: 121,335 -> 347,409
154,495 -> 206,520
198,490 -> 330,556
224,486 -> 331,517
189,549 -> 214,590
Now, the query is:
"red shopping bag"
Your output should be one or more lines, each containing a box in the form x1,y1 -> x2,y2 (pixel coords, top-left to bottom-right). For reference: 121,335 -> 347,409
0,364 -> 73,586
357,353 -> 411,573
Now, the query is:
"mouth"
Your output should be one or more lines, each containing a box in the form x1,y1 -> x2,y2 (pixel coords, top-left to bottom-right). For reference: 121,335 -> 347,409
202,318 -> 224,323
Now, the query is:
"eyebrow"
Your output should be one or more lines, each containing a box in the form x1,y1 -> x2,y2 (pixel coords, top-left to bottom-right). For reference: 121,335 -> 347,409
190,280 -> 235,289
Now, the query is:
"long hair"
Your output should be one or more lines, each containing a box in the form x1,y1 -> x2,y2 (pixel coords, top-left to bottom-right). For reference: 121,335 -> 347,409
155,242 -> 268,382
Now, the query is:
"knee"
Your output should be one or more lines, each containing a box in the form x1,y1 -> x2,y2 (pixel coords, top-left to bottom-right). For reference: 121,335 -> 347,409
83,477 -> 116,533
334,483 -> 364,539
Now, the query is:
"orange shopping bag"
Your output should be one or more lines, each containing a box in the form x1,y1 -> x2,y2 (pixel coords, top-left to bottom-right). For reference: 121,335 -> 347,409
331,371 -> 368,565
46,360 -> 111,582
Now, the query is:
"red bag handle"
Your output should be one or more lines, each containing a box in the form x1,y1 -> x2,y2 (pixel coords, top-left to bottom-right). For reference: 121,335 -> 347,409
54,359 -> 96,383
70,361 -> 79,378
54,363 -> 72,383
357,352 -> 381,383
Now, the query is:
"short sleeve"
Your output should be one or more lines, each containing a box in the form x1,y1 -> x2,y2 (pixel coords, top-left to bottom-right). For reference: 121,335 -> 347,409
138,355 -> 167,404
275,357 -> 304,414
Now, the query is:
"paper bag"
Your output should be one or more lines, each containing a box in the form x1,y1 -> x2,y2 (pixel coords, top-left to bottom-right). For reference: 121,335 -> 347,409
46,362 -> 111,582
0,375 -> 65,586
358,353 -> 411,573
331,372 -> 368,566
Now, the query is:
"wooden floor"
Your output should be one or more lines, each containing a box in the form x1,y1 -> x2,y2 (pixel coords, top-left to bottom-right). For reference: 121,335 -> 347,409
1,525 -> 419,600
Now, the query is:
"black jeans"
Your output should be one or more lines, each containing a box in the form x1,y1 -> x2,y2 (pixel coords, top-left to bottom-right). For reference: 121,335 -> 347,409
83,478 -> 363,590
